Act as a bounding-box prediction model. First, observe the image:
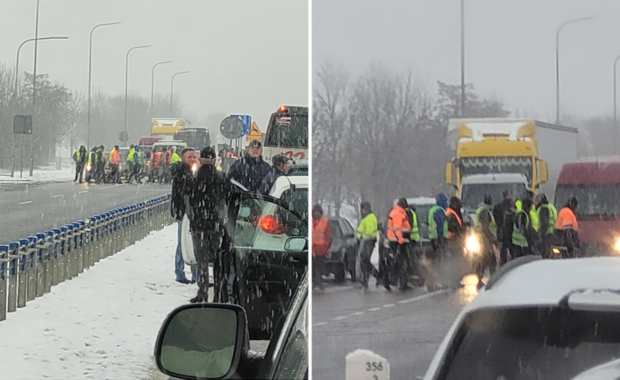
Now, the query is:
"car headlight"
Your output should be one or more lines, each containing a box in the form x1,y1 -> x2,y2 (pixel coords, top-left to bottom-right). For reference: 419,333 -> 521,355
465,234 -> 481,254
86,164 -> 91,171
192,163 -> 197,174
614,237 -> 620,253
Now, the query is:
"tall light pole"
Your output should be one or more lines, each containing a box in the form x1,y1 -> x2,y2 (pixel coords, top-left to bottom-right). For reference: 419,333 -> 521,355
170,71 -> 189,116
124,45 -> 152,144
151,60 -> 172,120
460,0 -> 466,117
555,16 -> 595,124
614,54 -> 620,154
14,36 -> 67,178
87,22 -> 120,149
30,0 -> 41,177
15,37 -> 67,95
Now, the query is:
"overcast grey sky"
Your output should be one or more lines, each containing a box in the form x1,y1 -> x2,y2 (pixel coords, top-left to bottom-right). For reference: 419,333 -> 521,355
313,0 -> 620,121
0,0 -> 308,132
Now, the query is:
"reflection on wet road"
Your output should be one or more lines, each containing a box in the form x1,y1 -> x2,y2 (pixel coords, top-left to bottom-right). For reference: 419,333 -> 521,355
312,275 -> 480,380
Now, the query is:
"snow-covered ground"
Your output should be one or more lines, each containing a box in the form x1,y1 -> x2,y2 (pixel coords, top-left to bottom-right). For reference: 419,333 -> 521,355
0,165 -> 74,184
0,223 -> 198,380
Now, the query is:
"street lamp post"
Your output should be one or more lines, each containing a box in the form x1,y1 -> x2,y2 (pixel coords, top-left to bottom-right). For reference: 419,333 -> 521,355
614,54 -> 620,154
460,0 -> 466,117
555,16 -> 595,124
14,36 -> 67,178
30,0 -> 41,176
124,45 -> 152,145
170,71 -> 189,116
87,22 -> 120,149
151,60 -> 173,120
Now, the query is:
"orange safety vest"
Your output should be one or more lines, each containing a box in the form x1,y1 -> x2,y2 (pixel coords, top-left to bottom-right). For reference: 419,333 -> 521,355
555,207 -> 579,231
312,216 -> 330,256
445,208 -> 462,239
387,205 -> 410,243
110,149 -> 120,165
152,152 -> 161,167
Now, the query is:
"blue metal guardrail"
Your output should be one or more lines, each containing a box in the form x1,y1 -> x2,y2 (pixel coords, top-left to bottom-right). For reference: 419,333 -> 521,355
0,194 -> 173,321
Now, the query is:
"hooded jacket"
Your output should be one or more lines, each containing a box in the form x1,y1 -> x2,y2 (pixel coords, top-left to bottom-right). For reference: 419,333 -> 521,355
433,193 -> 448,238
259,166 -> 287,195
170,162 -> 194,221
227,154 -> 272,192
189,164 -> 234,232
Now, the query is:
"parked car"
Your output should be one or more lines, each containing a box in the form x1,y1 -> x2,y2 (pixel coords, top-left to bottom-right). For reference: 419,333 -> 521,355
154,269 -> 308,380
286,159 -> 308,176
225,187 -> 308,340
323,217 -> 358,283
424,256 -> 620,379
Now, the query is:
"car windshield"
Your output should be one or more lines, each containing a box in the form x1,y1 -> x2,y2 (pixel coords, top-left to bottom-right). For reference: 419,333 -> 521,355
280,188 -> 308,220
461,182 -> 527,211
441,307 -> 620,380
555,184 -> 620,217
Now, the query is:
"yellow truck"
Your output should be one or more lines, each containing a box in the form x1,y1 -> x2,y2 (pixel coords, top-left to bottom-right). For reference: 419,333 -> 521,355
445,118 -> 578,214
151,118 -> 188,139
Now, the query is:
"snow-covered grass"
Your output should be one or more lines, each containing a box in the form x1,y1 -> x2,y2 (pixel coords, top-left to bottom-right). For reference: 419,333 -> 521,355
0,164 -> 75,184
0,223 -> 198,380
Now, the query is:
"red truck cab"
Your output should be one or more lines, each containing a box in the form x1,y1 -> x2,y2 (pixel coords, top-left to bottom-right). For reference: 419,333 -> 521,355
554,156 -> 620,254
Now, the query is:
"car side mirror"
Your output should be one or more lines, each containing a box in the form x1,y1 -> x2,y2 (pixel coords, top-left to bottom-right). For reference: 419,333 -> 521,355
154,304 -> 248,380
284,237 -> 307,252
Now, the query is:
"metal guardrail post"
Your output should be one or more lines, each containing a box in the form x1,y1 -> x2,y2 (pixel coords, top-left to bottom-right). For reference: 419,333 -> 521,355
58,227 -> 67,284
131,205 -> 138,244
99,214 -> 108,259
7,242 -> 18,313
87,218 -> 95,268
72,222 -> 80,276
64,225 -> 73,280
36,233 -> 46,297
44,231 -> 54,294
140,202 -> 147,240
77,221 -> 85,274
94,216 -> 101,263
0,245 -> 7,321
26,236 -> 37,302
17,239 -> 29,308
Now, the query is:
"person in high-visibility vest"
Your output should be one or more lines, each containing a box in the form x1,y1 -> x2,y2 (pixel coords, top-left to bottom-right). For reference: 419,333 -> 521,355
428,193 -> 448,263
109,145 -> 121,184
72,145 -> 87,183
554,197 -> 580,258
537,194 -> 558,258
493,189 -> 516,266
312,204 -> 331,291
387,198 -> 411,292
126,145 -> 136,184
356,201 -> 378,289
526,190 -> 540,235
512,198 -> 538,258
475,195 -> 498,283
446,196 -> 467,288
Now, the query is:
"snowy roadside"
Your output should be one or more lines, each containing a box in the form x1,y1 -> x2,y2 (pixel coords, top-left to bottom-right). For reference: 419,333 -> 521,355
0,223 -> 199,380
0,165 -> 74,184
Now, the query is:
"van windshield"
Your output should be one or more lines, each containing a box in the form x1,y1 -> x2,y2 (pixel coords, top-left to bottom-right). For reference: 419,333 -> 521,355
460,183 -> 527,211
555,184 -> 620,217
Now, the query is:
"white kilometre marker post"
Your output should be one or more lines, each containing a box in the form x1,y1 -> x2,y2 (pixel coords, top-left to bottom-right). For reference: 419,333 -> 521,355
346,349 -> 390,380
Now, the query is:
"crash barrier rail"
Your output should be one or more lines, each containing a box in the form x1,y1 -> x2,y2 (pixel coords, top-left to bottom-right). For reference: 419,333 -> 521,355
0,193 -> 174,321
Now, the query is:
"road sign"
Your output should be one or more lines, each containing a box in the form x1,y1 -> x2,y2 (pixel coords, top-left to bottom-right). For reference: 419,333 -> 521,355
220,116 -> 244,139
246,121 -> 262,142
13,115 -> 32,135
118,131 -> 129,144
231,115 -> 251,136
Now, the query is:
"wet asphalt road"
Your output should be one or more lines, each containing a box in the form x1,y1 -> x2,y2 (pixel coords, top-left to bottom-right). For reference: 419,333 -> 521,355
0,181 -> 171,245
312,276 -> 480,380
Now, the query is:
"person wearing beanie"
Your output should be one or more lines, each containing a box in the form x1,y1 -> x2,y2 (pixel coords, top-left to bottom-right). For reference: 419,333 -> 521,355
259,154 -> 291,195
227,140 -> 271,192
188,146 -> 233,303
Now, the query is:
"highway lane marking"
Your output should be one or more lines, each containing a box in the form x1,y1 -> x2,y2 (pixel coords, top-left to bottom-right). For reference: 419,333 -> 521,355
51,194 -> 64,198
18,201 -> 32,205
397,289 -> 451,304
315,289 -> 451,327
78,191 -> 88,195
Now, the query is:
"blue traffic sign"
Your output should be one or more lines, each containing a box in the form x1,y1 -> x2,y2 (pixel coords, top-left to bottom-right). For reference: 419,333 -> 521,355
231,115 -> 251,137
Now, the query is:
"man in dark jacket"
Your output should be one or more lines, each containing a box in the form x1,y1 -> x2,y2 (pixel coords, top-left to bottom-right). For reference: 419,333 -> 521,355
227,140 -> 271,192
493,189 -> 515,266
260,154 -> 290,194
512,198 -> 538,258
171,148 -> 197,284
189,147 -> 234,303
73,145 -> 87,183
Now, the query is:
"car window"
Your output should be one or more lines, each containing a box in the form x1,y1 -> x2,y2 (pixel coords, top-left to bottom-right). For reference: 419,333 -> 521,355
329,220 -> 342,239
234,197 -> 307,251
272,297 -> 308,380
280,188 -> 308,221
441,307 -> 620,380
340,219 -> 355,236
